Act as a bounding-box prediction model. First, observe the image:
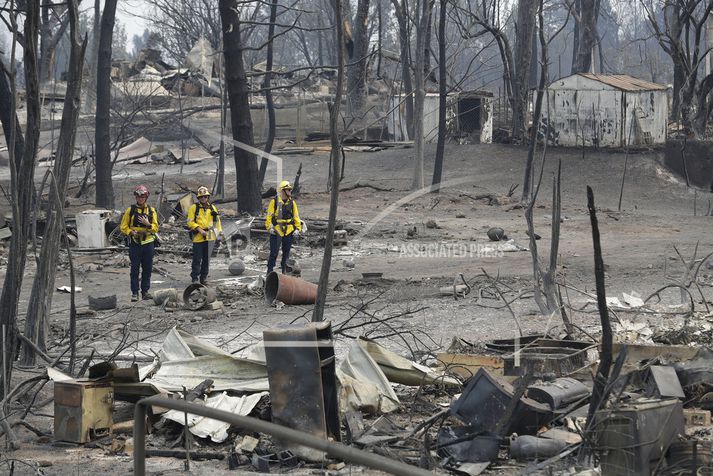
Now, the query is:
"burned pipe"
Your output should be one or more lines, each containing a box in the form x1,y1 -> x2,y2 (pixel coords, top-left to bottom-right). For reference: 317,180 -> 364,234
264,271 -> 317,305
133,395 -> 432,476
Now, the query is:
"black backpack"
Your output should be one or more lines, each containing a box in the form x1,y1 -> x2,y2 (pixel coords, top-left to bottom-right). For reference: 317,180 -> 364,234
187,203 -> 219,239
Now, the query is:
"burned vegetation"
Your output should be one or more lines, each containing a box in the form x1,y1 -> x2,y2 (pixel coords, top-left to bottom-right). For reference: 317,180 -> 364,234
4,0 -> 713,475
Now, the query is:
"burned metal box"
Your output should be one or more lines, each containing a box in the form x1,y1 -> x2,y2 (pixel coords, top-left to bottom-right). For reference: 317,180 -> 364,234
54,379 -> 113,443
594,398 -> 684,476
264,322 -> 340,461
450,368 -> 552,435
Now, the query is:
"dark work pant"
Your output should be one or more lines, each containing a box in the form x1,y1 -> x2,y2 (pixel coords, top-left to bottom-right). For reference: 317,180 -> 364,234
129,241 -> 154,294
267,233 -> 293,273
191,241 -> 211,281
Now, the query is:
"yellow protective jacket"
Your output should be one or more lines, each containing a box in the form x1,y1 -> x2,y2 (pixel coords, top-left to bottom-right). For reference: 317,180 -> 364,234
187,203 -> 222,243
265,196 -> 301,237
120,204 -> 159,245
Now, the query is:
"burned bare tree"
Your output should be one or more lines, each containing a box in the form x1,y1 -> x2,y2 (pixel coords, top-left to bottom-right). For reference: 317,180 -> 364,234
39,1 -> 70,83
456,0 -> 537,142
313,0 -> 346,322
144,0 -> 223,64
568,0 -> 600,74
258,0 -> 279,187
523,1 -> 573,332
412,0 -> 435,190
391,0 -> 415,139
643,0 -> 713,134
431,0 -> 448,191
0,0 -> 42,397
522,0 -> 570,201
94,0 -> 118,209
346,0 -> 371,124
219,0 -> 261,214
22,0 -> 87,366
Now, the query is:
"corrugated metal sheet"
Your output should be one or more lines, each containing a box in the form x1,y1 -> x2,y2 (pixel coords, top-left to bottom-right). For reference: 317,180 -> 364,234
577,73 -> 667,92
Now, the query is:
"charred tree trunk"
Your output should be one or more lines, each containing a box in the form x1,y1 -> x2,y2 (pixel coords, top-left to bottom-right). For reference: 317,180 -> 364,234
0,0 -> 41,397
582,185 -> 613,446
376,0 -> 383,78
431,0 -> 447,192
512,0 -> 537,141
672,56 -> 685,121
258,0 -> 278,187
522,2 -> 548,202
692,73 -> 713,137
393,0 -> 415,139
424,6 -> 434,83
22,0 -> 86,366
39,4 -> 69,83
220,0 -> 261,215
85,0 -> 100,114
313,0 -> 345,323
571,0 -> 598,74
412,0 -> 435,190
94,0 -> 117,209
0,67 -> 25,161
346,0 -> 370,122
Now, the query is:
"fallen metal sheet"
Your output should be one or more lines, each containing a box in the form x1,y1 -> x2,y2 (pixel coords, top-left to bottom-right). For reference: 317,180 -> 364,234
147,328 -> 268,392
337,340 -> 400,414
47,367 -> 73,382
149,355 -> 268,392
164,391 -> 267,443
115,136 -> 156,162
450,368 -> 552,435
159,327 -> 233,361
358,337 -> 460,386
646,365 -> 685,399
138,359 -> 159,381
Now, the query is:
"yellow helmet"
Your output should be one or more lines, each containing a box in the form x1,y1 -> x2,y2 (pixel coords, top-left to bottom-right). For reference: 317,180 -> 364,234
196,186 -> 211,197
278,180 -> 293,190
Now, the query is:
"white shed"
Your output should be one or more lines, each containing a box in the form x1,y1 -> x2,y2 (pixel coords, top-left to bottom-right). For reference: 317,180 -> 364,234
538,73 -> 668,148
387,91 -> 493,143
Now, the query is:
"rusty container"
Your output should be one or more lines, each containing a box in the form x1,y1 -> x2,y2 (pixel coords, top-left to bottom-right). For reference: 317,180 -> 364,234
54,379 -> 113,443
264,272 -> 318,305
182,283 -> 217,310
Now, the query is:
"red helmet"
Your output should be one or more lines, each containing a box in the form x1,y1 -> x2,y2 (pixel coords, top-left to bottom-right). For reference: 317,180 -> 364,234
134,185 -> 149,197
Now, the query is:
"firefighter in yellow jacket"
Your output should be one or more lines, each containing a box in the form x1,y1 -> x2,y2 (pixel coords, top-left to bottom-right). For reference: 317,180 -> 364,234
266,180 -> 301,274
120,185 -> 160,301
187,186 -> 224,284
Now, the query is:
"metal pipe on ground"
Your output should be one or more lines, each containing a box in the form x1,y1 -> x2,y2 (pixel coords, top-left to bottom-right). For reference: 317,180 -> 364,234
133,395 -> 432,476
264,271 -> 317,305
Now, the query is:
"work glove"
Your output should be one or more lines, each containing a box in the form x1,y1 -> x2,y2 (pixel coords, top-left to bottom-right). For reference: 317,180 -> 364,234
293,230 -> 300,239
269,226 -> 276,235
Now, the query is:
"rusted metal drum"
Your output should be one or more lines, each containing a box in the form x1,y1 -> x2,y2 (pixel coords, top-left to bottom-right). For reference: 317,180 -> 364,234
182,283 -> 216,310
264,272 -> 317,305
